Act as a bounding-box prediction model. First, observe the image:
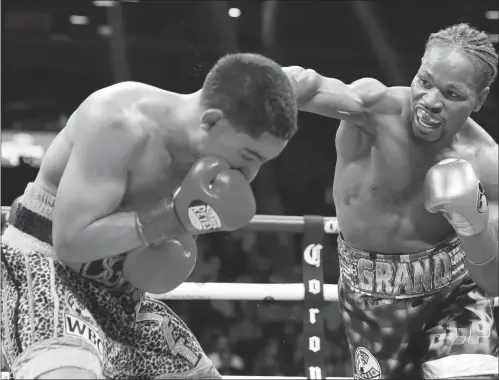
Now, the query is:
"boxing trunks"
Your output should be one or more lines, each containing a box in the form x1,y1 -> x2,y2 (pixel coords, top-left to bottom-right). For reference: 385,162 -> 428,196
1,183 -> 220,379
338,235 -> 499,379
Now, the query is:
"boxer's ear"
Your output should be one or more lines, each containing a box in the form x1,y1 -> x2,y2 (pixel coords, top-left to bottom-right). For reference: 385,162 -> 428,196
200,109 -> 225,130
474,87 -> 489,112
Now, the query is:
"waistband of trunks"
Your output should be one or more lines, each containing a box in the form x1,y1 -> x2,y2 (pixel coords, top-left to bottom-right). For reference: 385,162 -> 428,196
338,235 -> 468,299
2,182 -> 56,257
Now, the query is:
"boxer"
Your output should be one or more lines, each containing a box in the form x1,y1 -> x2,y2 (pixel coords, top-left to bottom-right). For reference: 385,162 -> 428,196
1,53 -> 297,379
286,23 -> 498,378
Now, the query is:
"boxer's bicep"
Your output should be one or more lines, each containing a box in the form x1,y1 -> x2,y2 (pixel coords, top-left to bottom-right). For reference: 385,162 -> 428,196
299,76 -> 402,126
299,75 -> 365,121
53,117 -> 139,253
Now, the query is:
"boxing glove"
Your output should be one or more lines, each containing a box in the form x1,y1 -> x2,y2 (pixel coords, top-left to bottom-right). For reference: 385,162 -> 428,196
135,156 -> 256,245
424,158 -> 489,236
123,232 -> 197,294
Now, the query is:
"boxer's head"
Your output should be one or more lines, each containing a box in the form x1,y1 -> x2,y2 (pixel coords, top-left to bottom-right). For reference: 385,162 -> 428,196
199,53 -> 297,181
410,23 -> 497,142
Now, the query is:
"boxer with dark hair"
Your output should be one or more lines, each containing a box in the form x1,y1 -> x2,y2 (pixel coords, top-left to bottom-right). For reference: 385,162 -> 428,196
1,53 -> 296,379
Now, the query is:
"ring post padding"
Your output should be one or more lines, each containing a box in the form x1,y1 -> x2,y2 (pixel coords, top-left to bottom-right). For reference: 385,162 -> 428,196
302,216 -> 327,379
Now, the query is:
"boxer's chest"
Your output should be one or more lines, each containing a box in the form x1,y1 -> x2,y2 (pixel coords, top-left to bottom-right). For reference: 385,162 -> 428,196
79,143 -> 195,296
122,141 -> 193,211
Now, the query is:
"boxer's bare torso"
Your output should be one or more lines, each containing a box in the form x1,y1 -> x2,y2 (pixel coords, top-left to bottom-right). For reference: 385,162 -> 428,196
34,82 -> 199,215
31,79 -> 284,266
333,87 -> 497,253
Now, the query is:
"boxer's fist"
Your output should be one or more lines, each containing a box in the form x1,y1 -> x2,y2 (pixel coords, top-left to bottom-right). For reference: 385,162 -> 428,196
123,232 -> 197,294
173,156 -> 256,234
135,156 -> 256,245
424,158 -> 489,236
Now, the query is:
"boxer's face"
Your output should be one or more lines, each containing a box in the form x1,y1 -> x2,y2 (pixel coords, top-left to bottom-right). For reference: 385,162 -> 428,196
410,46 -> 489,142
200,109 -> 288,181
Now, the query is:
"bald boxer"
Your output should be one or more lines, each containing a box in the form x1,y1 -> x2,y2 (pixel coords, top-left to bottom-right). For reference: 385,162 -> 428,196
286,23 -> 498,379
1,53 -> 297,379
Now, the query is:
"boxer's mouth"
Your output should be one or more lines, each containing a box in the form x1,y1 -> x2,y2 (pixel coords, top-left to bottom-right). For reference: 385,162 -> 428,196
414,106 -> 442,133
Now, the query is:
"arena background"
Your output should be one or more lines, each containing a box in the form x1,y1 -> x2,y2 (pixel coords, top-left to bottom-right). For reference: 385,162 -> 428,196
1,1 -> 498,377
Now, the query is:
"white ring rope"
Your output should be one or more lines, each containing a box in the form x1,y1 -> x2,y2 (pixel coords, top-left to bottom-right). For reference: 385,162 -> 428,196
0,373 -> 351,379
147,282 -> 339,301
246,214 -> 339,234
2,205 -> 498,307
223,376 -> 352,380
1,207 -> 340,234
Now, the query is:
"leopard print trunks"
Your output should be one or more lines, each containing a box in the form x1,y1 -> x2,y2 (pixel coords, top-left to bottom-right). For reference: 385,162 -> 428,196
1,183 -> 220,379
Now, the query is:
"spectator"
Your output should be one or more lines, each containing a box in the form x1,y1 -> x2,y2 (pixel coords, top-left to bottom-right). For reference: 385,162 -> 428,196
253,338 -> 284,376
207,335 -> 245,375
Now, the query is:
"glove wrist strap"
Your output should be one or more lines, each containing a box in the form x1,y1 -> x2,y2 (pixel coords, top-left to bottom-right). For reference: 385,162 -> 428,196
135,198 -> 177,246
135,214 -> 151,246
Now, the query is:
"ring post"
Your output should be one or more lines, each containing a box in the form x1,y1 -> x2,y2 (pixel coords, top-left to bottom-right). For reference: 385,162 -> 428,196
302,216 -> 327,379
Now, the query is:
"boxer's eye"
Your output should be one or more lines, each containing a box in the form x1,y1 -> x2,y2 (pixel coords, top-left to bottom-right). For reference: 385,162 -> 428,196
241,148 -> 266,162
241,154 -> 255,162
446,91 -> 460,99
419,78 -> 431,89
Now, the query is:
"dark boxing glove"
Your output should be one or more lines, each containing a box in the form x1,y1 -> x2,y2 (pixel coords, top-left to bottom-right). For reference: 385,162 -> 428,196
135,156 -> 256,246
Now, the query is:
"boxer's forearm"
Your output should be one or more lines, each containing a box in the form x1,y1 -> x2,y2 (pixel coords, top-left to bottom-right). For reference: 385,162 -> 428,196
461,224 -> 499,297
56,211 -> 143,264
283,66 -> 363,116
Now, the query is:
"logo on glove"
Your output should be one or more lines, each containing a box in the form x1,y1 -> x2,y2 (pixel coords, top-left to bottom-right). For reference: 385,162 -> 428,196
477,182 -> 488,214
188,200 -> 222,231
354,347 -> 381,380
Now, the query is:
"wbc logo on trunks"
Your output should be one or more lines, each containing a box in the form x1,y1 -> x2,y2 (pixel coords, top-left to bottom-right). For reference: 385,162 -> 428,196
64,291 -> 106,361
65,291 -> 93,321
188,200 -> 222,231
354,347 -> 381,380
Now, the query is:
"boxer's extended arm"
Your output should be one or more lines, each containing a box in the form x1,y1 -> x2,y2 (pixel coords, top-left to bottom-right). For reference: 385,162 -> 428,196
53,112 -> 144,264
283,66 -> 402,122
460,143 -> 499,297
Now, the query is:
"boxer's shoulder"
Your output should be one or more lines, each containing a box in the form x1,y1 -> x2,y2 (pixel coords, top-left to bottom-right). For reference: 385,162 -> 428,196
361,86 -> 410,127
350,79 -> 408,102
459,117 -> 497,149
68,82 -> 181,143
81,82 -> 177,117
386,86 -> 412,110
447,119 -> 496,164
85,81 -> 167,102
446,118 -> 498,195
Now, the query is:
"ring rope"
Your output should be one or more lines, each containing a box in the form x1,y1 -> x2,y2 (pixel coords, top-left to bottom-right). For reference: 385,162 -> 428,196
245,214 -> 339,234
1,207 -> 340,235
0,373 -> 352,380
147,282 -> 339,301
223,376 -> 352,379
